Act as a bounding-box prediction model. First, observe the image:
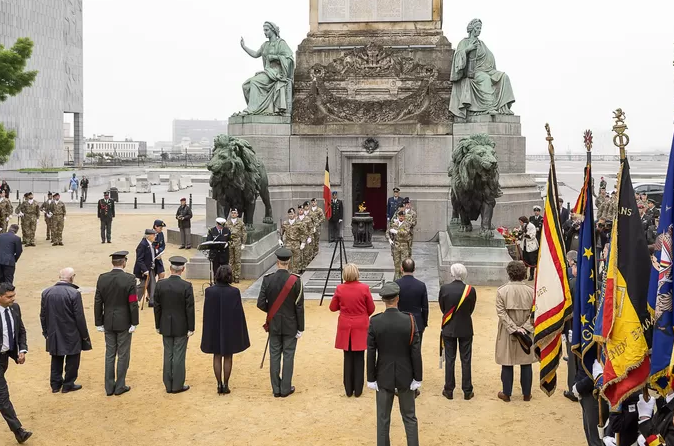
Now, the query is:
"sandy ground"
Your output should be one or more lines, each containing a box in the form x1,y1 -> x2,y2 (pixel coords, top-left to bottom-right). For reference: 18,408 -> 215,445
1,213 -> 586,446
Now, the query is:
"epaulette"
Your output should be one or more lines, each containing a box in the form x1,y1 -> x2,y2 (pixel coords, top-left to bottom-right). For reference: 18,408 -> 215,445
263,271 -> 274,277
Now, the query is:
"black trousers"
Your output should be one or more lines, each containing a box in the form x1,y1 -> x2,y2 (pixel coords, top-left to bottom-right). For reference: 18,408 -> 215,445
580,394 -> 604,446
566,338 -> 577,392
443,336 -> 473,394
0,353 -> 22,433
50,353 -> 81,391
328,219 -> 340,242
0,265 -> 15,285
100,219 -> 112,242
343,350 -> 364,397
501,364 -> 533,396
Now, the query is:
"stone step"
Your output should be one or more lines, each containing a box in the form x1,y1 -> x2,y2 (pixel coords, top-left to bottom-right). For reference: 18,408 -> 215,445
302,270 -> 387,295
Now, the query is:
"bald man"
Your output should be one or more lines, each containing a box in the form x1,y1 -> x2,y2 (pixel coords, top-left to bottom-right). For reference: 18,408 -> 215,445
40,268 -> 92,393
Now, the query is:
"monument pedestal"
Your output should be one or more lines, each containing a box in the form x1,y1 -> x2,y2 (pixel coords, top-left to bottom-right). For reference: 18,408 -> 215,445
351,212 -> 374,247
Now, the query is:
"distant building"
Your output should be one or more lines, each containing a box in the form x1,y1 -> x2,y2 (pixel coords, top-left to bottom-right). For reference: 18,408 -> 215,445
175,137 -> 212,158
85,135 -> 146,160
63,122 -> 74,165
172,119 -> 226,147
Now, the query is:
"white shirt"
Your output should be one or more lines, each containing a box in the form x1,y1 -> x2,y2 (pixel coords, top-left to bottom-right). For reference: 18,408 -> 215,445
1,306 -> 15,353
288,219 -> 295,225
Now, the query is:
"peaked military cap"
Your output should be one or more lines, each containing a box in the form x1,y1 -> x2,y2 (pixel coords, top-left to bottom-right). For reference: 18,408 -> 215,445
393,187 -> 400,192
215,217 -> 226,224
169,256 -> 187,266
379,281 -> 400,299
110,251 -> 129,260
275,247 -> 292,261
533,205 -> 541,211
648,198 -> 656,204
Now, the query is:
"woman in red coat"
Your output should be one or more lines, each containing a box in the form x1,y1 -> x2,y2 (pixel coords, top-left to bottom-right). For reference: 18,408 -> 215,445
329,263 -> 376,397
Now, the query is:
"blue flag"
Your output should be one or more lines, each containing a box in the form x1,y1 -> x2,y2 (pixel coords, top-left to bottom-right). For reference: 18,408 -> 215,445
649,134 -> 674,396
572,166 -> 598,377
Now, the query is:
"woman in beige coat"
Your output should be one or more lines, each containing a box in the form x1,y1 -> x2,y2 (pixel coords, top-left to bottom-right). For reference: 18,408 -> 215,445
495,261 -> 536,402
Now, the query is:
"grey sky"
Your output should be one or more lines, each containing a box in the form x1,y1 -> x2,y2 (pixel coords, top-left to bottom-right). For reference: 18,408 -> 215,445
83,0 -> 674,154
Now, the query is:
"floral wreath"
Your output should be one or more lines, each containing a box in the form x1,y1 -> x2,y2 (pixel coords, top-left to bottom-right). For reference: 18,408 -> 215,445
362,137 -> 379,154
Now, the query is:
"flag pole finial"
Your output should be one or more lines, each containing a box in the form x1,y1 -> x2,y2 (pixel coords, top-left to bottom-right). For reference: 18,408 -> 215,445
583,130 -> 593,165
545,123 -> 555,160
612,109 -> 629,161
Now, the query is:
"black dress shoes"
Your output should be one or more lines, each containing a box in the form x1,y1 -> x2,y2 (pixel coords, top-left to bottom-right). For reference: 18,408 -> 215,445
273,392 -> 281,398
114,386 -> 131,396
15,428 -> 32,444
280,386 -> 295,398
464,391 -> 475,400
51,386 -> 61,394
62,384 -> 82,393
442,390 -> 453,400
563,391 -> 579,402
173,386 -> 190,394
222,384 -> 231,394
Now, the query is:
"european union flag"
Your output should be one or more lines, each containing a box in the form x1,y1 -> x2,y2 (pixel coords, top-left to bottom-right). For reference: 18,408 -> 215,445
649,134 -> 674,396
572,166 -> 598,377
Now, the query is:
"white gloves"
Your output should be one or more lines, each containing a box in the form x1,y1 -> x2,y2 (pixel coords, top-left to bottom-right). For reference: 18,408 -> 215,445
571,384 -> 580,399
143,271 -> 149,276
592,360 -> 603,380
241,244 -> 245,250
637,435 -> 647,446
187,331 -> 194,337
410,380 -> 422,391
300,243 -> 305,250
568,330 -> 572,341
603,437 -> 617,446
307,237 -> 312,244
637,394 -> 656,420
4,217 -> 8,222
18,212 -> 24,217
47,212 -> 53,218
367,382 -> 379,391
96,326 -> 105,332
339,219 -> 343,223
156,329 -> 160,334
64,216 -> 66,220
278,240 -> 284,247
128,325 -> 137,334
389,239 -> 394,246
389,228 -> 398,235
295,331 -> 303,339
313,228 -> 316,233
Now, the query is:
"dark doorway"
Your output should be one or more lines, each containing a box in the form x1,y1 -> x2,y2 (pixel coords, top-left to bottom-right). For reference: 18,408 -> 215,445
352,163 -> 388,230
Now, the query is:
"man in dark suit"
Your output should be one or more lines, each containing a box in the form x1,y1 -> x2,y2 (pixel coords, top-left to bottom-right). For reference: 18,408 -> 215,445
328,191 -> 343,242
154,256 -> 195,394
367,282 -> 422,446
395,259 -> 428,345
0,225 -> 22,284
558,197 -> 570,226
40,268 -> 91,393
387,187 -> 402,221
97,191 -> 115,243
438,263 -> 477,401
134,229 -> 157,307
257,247 -> 305,398
0,282 -> 32,444
529,205 -> 543,244
206,217 -> 231,276
94,251 -> 139,396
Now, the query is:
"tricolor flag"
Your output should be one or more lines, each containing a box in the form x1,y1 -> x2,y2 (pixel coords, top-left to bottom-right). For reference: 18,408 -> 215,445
649,134 -> 674,396
594,158 -> 652,410
533,155 -> 573,396
324,155 -> 332,220
571,161 -> 598,378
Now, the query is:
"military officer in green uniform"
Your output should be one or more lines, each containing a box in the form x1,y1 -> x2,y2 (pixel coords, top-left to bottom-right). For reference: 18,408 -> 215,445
16,192 -> 40,246
403,198 -> 417,249
296,204 -> 313,272
40,192 -> 54,240
48,192 -> 67,246
309,197 -> 325,257
0,189 -> 13,233
387,211 -> 412,280
281,208 -> 308,274
226,208 -> 247,283
257,247 -> 305,398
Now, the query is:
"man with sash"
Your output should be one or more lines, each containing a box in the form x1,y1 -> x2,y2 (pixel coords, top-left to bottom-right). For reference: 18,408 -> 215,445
438,263 -> 477,400
257,247 -> 305,398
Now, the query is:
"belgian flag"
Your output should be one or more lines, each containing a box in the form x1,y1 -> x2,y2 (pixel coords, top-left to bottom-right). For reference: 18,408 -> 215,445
595,158 -> 652,410
324,155 -> 332,220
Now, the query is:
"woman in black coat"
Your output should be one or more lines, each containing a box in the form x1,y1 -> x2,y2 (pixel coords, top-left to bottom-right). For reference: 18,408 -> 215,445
201,265 -> 250,394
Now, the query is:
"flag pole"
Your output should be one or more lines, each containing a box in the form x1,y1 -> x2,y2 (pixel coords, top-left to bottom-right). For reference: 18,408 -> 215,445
612,108 -> 629,162
545,123 -> 555,165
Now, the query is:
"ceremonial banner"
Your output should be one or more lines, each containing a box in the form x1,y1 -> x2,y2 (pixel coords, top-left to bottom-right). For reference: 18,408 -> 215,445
324,156 -> 332,220
649,134 -> 674,396
572,166 -> 589,215
534,150 -> 573,396
595,158 -> 652,409
571,162 -> 598,377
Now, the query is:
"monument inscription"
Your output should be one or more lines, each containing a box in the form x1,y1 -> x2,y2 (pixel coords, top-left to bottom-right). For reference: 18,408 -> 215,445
319,0 -> 432,22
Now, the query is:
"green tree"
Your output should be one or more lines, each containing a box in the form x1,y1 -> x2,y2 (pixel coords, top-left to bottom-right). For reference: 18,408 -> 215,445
0,38 -> 38,164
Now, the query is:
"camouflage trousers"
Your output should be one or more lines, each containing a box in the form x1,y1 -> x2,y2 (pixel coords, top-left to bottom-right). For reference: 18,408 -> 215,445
286,241 -> 302,274
22,217 -> 37,245
51,217 -> 64,244
229,241 -> 242,281
301,240 -> 314,272
392,242 -> 411,280
45,216 -> 52,239
313,229 -> 322,256
0,215 -> 8,233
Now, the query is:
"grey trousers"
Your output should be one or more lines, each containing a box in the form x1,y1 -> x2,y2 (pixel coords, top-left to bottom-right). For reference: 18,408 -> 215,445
376,388 -> 419,446
580,395 -> 604,446
104,330 -> 132,395
136,273 -> 156,305
179,227 -> 191,247
566,338 -> 577,392
163,336 -> 188,392
269,334 -> 297,395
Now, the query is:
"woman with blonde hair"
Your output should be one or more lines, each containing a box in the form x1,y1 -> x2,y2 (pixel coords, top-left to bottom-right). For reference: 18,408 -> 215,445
329,263 -> 376,397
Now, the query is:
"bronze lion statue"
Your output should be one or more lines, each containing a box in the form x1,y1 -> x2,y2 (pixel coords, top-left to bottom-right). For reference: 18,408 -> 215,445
448,133 -> 502,239
207,135 -> 273,228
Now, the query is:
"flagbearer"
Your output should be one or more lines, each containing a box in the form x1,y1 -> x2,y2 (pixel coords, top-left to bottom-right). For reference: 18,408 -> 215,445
226,209 -> 246,283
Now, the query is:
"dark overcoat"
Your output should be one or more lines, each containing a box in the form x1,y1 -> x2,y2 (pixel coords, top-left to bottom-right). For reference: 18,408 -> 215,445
40,282 -> 91,356
201,284 -> 250,356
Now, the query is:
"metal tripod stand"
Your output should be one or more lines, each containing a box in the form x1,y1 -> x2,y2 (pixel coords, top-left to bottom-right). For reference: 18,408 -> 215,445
319,224 -> 348,306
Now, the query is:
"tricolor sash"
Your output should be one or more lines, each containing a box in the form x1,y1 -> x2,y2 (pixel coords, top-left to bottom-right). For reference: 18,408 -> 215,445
442,284 -> 472,327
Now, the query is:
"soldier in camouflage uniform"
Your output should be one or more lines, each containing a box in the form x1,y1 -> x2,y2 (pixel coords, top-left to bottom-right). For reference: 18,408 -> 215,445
40,192 -> 54,240
296,204 -> 314,273
300,202 -> 316,264
309,197 -> 325,257
16,192 -> 40,246
601,192 -> 618,222
226,208 -> 247,283
281,208 -> 308,274
403,198 -> 418,249
48,192 -> 67,246
387,210 -> 412,280
0,190 -> 13,233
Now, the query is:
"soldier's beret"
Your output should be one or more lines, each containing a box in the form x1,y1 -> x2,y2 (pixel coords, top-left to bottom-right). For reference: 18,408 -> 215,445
53,192 -> 60,197
275,247 -> 292,261
287,208 -> 295,213
110,251 -> 129,259
379,281 -> 400,299
144,229 -> 157,235
303,201 -> 309,207
180,197 -> 187,202
231,208 -> 238,213
215,217 -> 226,224
397,210 -> 405,216
393,187 -> 400,192
47,192 -> 53,196
403,197 -> 410,204
311,197 -> 317,201
297,204 -> 303,209
103,191 -> 110,195
169,256 -> 187,266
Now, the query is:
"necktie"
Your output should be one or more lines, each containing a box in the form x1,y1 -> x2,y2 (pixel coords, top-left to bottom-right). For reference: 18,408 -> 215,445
4,308 -> 14,352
